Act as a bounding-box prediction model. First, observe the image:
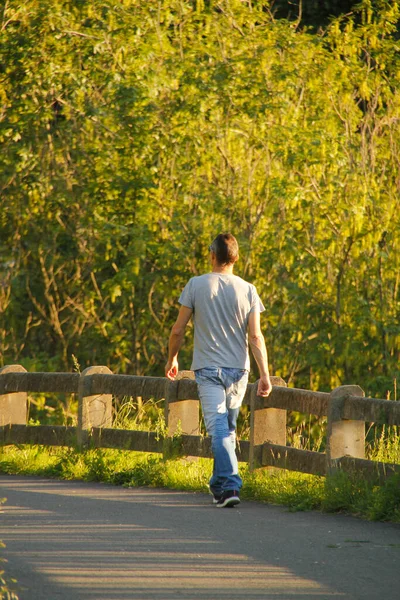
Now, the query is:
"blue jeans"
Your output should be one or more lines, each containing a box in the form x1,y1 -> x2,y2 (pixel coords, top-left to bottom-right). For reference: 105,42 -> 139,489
195,367 -> 249,494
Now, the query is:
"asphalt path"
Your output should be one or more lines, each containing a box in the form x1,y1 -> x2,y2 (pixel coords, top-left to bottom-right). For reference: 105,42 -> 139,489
0,475 -> 399,600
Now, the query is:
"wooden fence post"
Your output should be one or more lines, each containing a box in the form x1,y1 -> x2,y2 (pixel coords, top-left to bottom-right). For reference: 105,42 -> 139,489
0,365 -> 27,426
249,376 -> 287,471
164,370 -> 199,459
77,366 -> 113,447
326,385 -> 365,474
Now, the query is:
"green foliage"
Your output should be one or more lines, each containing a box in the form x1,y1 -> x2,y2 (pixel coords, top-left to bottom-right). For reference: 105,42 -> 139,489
323,470 -> 371,513
28,392 -> 77,426
323,470 -> 400,521
366,473 -> 400,521
111,456 -> 169,488
266,0 -> 360,28
0,501 -> 19,600
241,467 -> 325,511
0,567 -> 19,600
367,424 -> 400,463
112,397 -> 165,432
1,0 -> 400,399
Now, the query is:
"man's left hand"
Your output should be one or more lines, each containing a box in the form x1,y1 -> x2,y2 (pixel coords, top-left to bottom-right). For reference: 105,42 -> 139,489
257,375 -> 272,397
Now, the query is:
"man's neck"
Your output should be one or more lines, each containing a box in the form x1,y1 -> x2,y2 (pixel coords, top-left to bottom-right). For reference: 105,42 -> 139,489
212,264 -> 234,275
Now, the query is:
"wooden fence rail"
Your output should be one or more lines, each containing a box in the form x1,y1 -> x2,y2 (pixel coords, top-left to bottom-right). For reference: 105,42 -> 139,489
1,364 -> 400,482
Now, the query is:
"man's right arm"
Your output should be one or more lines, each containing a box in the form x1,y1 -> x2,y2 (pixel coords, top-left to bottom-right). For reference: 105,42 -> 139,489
248,310 -> 272,397
165,305 -> 193,380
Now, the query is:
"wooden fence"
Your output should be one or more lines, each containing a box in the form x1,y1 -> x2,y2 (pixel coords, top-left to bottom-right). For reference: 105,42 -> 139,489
1,364 -> 400,482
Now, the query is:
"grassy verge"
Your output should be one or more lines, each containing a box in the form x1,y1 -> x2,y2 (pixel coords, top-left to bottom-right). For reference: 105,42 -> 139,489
0,444 -> 399,523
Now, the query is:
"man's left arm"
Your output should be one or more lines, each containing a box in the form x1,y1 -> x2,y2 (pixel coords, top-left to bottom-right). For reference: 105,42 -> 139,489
248,310 -> 272,397
165,305 -> 193,380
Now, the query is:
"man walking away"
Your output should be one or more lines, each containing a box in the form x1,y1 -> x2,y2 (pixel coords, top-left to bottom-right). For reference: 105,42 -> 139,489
165,233 -> 272,507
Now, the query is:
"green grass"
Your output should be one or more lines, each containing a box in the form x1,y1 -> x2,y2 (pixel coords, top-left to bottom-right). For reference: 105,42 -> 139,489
367,425 -> 400,464
0,549 -> 19,600
0,571 -> 19,600
1,444 -> 399,523
4,397 -> 400,524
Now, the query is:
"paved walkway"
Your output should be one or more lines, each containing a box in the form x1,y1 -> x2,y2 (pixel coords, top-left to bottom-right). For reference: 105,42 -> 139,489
0,475 -> 399,599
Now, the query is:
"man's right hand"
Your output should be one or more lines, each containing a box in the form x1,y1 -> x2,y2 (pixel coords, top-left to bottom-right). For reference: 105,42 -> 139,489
257,375 -> 272,397
165,357 -> 179,380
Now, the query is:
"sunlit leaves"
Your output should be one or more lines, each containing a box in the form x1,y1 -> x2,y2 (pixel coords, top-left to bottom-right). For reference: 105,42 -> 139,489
0,0 -> 399,395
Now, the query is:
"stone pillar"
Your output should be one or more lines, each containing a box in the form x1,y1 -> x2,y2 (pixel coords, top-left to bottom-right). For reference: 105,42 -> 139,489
249,377 -> 287,470
164,370 -> 199,460
326,385 -> 365,473
165,370 -> 199,437
77,366 -> 113,447
0,365 -> 27,426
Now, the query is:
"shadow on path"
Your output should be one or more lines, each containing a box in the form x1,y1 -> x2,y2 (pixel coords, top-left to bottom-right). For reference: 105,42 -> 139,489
0,475 -> 399,600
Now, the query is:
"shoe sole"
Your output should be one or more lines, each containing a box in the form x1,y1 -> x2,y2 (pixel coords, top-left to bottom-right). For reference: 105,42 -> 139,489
216,497 -> 240,508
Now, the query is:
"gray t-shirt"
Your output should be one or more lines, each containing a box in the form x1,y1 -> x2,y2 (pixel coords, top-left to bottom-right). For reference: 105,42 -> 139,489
179,272 -> 265,371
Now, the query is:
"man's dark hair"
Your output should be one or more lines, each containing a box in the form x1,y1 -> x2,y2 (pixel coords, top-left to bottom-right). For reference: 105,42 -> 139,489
209,233 -> 239,265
